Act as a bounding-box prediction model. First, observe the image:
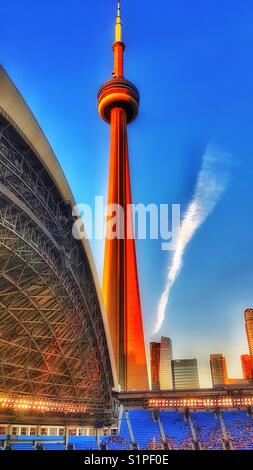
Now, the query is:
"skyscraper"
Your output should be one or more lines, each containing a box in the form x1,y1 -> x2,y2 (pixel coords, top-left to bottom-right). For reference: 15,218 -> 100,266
210,354 -> 229,387
150,342 -> 161,391
172,359 -> 200,390
98,1 -> 148,390
159,337 -> 173,390
245,309 -> 253,358
241,354 -> 253,380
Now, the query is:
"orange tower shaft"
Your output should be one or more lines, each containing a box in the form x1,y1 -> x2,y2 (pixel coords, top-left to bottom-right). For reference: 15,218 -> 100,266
98,2 -> 148,390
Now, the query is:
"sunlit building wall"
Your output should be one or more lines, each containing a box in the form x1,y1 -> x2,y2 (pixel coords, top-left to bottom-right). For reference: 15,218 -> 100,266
150,342 -> 161,391
210,354 -> 229,387
241,354 -> 253,380
228,378 -> 249,385
172,359 -> 200,390
245,309 -> 253,358
159,337 -> 173,390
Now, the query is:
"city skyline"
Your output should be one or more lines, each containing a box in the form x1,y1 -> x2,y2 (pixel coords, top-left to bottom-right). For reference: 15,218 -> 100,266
1,0 -> 253,387
150,336 -> 201,391
151,310 -> 253,391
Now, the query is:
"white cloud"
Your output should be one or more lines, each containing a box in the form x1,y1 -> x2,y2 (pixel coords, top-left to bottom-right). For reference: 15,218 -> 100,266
154,144 -> 230,334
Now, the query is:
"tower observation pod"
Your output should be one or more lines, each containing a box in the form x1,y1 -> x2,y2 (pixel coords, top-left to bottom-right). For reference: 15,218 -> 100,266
98,1 -> 149,391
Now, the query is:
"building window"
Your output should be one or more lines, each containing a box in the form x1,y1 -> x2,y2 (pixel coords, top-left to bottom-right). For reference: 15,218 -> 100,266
49,428 -> 57,436
12,427 -> 19,436
20,428 -> 27,436
0,427 -> 7,435
69,428 -> 77,436
89,428 -> 96,436
78,428 -> 88,436
30,428 -> 37,436
59,428 -> 65,436
111,429 -> 117,436
41,428 -> 48,436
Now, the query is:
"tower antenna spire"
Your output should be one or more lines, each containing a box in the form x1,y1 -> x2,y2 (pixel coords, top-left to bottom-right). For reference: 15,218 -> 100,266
115,0 -> 122,42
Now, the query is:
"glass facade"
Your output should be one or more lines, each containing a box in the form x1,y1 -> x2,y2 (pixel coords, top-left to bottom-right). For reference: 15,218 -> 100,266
172,359 -> 200,390
160,337 -> 173,390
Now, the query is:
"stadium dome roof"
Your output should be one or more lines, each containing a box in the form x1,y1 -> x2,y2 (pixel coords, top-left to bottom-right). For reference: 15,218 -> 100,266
0,66 -> 117,417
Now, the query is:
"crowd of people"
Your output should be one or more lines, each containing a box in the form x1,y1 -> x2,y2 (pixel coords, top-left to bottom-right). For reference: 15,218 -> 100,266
225,417 -> 253,450
194,423 -> 223,450
100,435 -> 130,450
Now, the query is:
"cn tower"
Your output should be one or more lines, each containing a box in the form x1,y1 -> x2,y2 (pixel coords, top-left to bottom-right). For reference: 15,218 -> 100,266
98,1 -> 148,391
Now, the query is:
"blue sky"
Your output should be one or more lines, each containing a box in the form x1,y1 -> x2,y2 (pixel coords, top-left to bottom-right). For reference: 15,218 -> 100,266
1,0 -> 253,387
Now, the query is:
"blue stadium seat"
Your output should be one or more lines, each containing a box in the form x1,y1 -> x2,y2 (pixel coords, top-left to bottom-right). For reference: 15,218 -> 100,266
128,410 -> 161,450
12,443 -> 35,450
222,410 -> 253,450
159,411 -> 192,450
68,436 -> 98,450
119,411 -> 131,444
43,443 -> 65,451
100,436 -> 129,450
190,411 -> 223,450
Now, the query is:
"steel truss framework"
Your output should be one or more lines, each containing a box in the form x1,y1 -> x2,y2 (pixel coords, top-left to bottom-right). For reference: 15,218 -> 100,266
0,112 -> 114,417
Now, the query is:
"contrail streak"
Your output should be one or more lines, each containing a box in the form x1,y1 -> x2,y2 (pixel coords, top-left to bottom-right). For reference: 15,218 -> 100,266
154,144 -> 230,334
